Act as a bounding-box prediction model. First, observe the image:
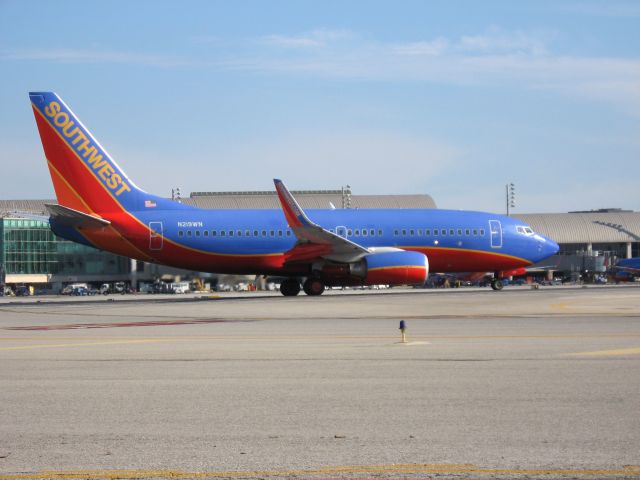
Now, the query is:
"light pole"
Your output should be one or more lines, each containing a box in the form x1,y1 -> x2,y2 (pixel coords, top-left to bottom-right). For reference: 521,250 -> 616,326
341,185 -> 351,209
506,183 -> 515,216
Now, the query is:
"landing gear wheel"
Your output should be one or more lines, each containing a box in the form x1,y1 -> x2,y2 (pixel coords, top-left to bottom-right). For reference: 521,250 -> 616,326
280,278 -> 301,296
303,278 -> 325,296
491,279 -> 504,291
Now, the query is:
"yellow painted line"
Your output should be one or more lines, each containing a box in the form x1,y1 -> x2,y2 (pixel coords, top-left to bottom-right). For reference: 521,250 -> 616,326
2,464 -> 640,479
0,339 -> 172,351
567,346 -> 640,357
2,334 -> 640,342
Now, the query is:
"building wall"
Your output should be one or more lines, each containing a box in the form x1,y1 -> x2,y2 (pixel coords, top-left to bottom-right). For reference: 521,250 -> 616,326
0,218 -> 131,284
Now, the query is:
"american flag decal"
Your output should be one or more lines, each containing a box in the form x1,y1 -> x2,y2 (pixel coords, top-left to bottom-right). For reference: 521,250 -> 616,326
144,200 -> 157,208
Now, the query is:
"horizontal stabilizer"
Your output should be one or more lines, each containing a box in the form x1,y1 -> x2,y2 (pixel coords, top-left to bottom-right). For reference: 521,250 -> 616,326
45,203 -> 111,229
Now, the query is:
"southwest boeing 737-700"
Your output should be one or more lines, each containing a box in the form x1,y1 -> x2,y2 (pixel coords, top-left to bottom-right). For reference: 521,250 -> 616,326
29,92 -> 559,295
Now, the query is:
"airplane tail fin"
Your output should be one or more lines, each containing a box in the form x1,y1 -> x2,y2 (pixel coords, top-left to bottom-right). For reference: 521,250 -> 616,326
29,92 -> 148,216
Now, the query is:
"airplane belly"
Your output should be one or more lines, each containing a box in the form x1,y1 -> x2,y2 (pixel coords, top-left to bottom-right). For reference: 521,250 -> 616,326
411,247 -> 530,272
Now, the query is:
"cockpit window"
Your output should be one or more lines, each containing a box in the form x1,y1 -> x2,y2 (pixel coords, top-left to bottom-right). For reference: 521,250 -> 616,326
517,226 -> 535,235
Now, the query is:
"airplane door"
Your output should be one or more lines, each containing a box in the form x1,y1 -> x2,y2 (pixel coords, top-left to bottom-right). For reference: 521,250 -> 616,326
149,221 -> 163,251
336,226 -> 347,238
489,220 -> 502,248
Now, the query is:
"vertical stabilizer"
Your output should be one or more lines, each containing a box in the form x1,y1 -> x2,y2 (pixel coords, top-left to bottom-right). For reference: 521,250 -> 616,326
29,92 -> 143,215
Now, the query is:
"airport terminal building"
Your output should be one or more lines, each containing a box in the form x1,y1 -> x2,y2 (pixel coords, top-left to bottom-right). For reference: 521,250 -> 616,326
1,191 -> 639,291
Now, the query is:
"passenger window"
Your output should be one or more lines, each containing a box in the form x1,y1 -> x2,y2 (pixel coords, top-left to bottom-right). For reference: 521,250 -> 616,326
212,230 -> 217,237
278,230 -> 283,237
473,229 -> 478,235
410,229 -> 415,236
262,230 -> 267,237
237,230 -> 242,237
441,229 -> 446,236
378,229 -> 383,236
220,230 -> 226,237
187,231 -> 192,237
394,229 -> 399,236
417,229 -> 422,236
229,230 -> 234,237
465,229 -> 470,235
354,229 -> 360,236
402,229 -> 407,236
370,229 -> 375,236
246,230 -> 251,237
347,229 -> 353,236
286,230 -> 292,236
450,229 -> 455,236
204,230 -> 209,237
253,230 -> 259,237
480,229 -> 485,236
270,230 -> 275,237
434,229 -> 438,236
195,230 -> 200,237
457,229 -> 462,236
362,229 -> 368,236
178,231 -> 184,237
425,229 -> 431,236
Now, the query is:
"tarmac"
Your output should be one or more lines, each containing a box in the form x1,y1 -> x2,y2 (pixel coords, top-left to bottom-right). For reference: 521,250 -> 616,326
0,285 -> 639,479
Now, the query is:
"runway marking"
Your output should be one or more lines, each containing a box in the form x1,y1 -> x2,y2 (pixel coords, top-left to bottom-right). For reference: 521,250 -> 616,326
0,339 -> 173,351
567,346 -> 640,357
4,319 -> 248,331
2,464 -> 640,479
2,334 -> 640,341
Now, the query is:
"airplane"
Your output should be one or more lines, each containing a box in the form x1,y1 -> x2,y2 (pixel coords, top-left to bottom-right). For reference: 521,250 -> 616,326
28,91 -> 560,296
614,258 -> 640,276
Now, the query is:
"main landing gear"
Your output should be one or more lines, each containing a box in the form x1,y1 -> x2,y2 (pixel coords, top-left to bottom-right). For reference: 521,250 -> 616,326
303,277 -> 325,296
279,278 -> 301,296
490,274 -> 504,291
279,277 -> 326,296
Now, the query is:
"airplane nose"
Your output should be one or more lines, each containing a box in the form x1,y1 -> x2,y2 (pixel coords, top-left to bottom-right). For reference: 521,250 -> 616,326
540,236 -> 559,259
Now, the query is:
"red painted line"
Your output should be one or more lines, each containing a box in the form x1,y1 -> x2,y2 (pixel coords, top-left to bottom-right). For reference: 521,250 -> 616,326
4,318 -> 243,331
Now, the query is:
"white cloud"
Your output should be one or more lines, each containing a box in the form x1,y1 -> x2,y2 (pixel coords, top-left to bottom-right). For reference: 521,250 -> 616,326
391,38 -> 449,57
230,28 -> 640,116
260,29 -> 351,49
458,27 -> 550,56
4,27 -> 640,116
0,49 -> 192,68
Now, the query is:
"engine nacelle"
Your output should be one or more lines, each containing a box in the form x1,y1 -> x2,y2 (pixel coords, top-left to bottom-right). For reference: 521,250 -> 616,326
360,250 -> 429,286
319,250 -> 429,287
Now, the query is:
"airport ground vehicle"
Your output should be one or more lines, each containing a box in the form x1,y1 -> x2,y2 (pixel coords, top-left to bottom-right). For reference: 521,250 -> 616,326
61,283 -> 89,295
99,282 -> 129,295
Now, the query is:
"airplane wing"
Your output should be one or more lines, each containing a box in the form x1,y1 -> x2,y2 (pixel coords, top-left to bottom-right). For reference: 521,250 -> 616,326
45,204 -> 111,229
274,179 -> 370,263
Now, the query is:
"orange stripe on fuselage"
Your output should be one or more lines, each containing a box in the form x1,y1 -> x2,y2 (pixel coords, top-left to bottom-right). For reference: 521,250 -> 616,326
408,246 -> 531,272
46,161 -> 155,261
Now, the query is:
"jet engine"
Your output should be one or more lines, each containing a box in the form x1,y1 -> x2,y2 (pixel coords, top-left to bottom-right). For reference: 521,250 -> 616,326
321,250 -> 429,287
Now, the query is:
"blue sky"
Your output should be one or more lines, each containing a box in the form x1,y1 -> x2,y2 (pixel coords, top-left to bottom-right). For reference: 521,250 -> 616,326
1,0 -> 639,213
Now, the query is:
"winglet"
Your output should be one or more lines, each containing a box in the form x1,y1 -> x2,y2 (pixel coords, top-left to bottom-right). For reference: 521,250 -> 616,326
273,179 -> 314,228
